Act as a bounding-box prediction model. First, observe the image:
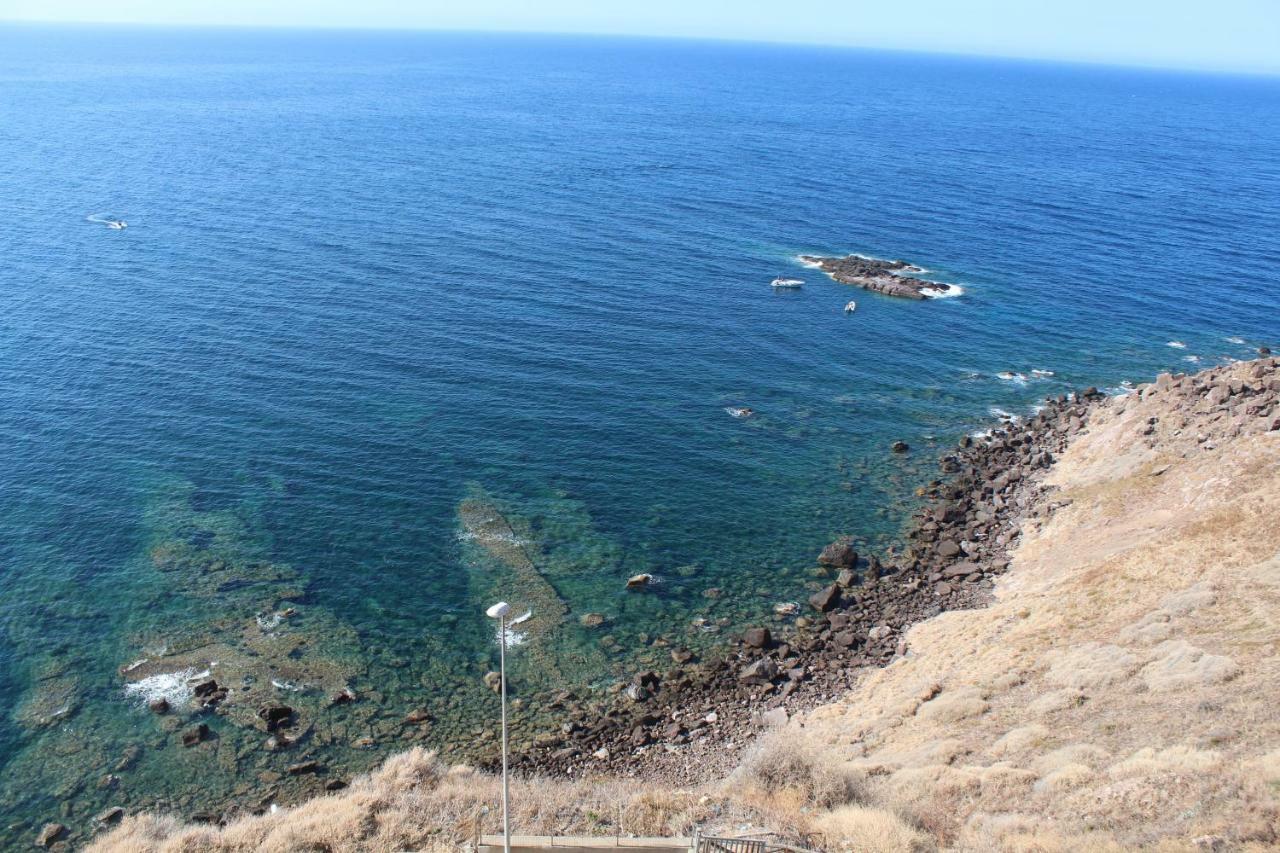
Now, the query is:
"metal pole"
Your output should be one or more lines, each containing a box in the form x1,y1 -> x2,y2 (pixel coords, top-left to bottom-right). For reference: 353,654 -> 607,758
500,612 -> 510,853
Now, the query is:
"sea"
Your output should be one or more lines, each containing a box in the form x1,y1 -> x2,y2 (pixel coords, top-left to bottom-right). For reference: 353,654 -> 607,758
1,23 -> 1278,843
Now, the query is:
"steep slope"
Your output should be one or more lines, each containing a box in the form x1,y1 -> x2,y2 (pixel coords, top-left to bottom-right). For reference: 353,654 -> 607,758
797,358 -> 1280,850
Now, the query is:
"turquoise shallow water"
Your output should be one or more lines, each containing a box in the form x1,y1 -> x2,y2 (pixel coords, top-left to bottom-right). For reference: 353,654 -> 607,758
1,25 -> 1278,842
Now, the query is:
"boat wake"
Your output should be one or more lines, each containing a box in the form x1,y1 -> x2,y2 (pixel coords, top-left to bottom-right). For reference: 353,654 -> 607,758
87,213 -> 127,230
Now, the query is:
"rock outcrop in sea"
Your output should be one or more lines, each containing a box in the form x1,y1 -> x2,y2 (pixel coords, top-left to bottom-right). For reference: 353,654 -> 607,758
799,254 -> 954,299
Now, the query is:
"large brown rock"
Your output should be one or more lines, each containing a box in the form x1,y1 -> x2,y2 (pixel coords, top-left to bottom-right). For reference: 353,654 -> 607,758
36,824 -> 66,848
742,627 -> 772,648
739,658 -> 780,683
936,539 -> 961,559
258,704 -> 294,731
809,583 -> 842,612
818,538 -> 858,569
181,723 -> 209,747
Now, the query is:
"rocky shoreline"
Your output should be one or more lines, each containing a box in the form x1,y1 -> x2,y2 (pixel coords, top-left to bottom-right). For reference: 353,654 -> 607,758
506,386 -> 1112,782
798,254 -> 953,300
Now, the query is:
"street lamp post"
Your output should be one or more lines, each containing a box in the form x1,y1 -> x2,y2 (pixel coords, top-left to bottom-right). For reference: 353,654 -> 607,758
485,601 -> 512,853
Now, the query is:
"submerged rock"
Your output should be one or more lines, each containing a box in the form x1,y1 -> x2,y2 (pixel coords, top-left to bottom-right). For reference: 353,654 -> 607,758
579,612 -> 607,628
818,538 -> 858,569
258,704 -> 293,732
626,573 -> 653,589
181,723 -> 209,747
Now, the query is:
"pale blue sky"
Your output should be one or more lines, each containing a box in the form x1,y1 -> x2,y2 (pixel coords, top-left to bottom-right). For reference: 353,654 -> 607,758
4,0 -> 1278,75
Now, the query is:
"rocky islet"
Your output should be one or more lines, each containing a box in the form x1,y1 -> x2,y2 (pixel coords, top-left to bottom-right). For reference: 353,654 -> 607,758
798,254 -> 955,300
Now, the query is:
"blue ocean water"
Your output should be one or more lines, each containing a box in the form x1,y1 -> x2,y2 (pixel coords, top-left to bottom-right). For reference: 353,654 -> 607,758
0,24 -> 1278,839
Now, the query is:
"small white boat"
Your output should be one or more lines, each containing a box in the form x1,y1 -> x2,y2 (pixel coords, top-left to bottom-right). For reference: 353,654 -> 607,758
771,277 -> 803,288
844,301 -> 857,313
107,220 -> 127,230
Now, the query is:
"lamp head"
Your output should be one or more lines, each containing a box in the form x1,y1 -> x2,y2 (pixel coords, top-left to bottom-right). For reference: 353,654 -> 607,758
486,601 -> 511,619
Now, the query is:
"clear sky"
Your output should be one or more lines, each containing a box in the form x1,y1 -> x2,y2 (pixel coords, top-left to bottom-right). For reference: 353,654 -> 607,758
4,0 -> 1279,75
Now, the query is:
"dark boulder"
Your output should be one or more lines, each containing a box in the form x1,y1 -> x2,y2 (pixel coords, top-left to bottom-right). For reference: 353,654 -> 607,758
192,679 -> 219,698
809,583 -> 841,612
739,658 -> 780,683
181,723 -> 210,747
35,823 -> 66,848
258,704 -> 294,732
742,627 -> 772,649
892,440 -> 910,453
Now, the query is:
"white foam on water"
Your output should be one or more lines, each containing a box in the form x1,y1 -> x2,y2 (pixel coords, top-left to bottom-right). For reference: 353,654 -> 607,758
1031,369 -> 1055,378
495,622 -> 529,648
123,667 -> 208,708
1167,340 -> 1187,349
923,283 -> 964,299
1184,354 -> 1201,363
996,372 -> 1028,386
989,407 -> 1018,422
1226,336 -> 1245,345
456,529 -> 528,547
271,679 -> 303,692
795,255 -> 824,268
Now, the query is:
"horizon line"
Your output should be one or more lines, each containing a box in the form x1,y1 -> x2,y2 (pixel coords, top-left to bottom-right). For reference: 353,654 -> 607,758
2,18 -> 1279,79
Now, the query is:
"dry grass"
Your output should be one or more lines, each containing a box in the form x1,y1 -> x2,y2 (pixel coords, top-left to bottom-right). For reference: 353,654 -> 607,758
812,806 -> 935,852
90,749 -> 715,852
794,361 -> 1280,850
